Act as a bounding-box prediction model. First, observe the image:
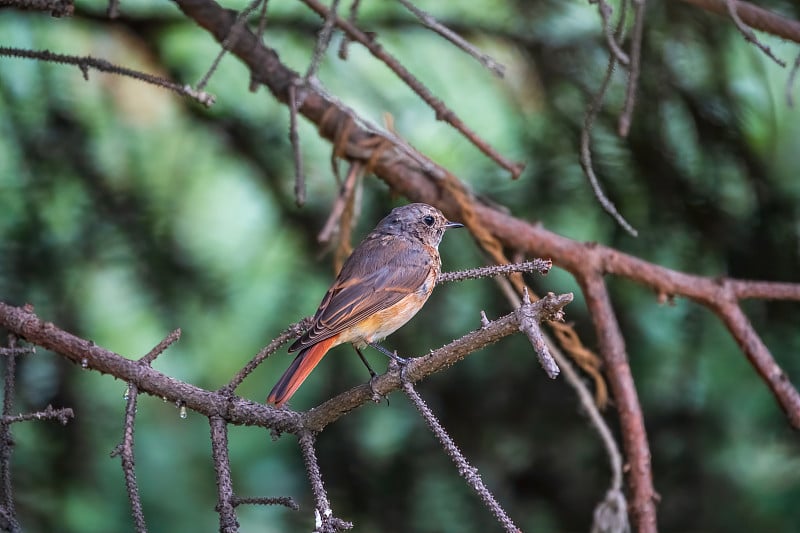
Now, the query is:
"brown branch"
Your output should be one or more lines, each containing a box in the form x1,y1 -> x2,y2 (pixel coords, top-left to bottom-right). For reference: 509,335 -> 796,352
0,337 -> 20,533
724,0 -> 786,66
579,273 -> 657,533
302,292 -> 574,431
297,431 -> 352,532
402,382 -> 520,533
0,406 -> 73,425
210,416 -> 239,533
394,0 -> 506,77
0,0 -> 72,16
318,162 -> 362,244
580,42 -> 639,237
232,496 -> 298,509
678,0 -> 800,44
0,302 -> 304,434
517,288 -> 561,378
110,383 -> 147,533
224,317 -> 313,393
305,0 -> 342,81
436,259 -> 552,284
296,0 -> 525,178
0,47 -> 215,106
713,298 -> 800,428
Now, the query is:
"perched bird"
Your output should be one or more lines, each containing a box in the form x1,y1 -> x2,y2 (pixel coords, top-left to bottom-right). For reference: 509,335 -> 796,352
268,203 -> 463,406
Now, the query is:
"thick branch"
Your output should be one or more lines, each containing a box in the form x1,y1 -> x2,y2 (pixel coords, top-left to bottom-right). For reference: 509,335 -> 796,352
0,302 -> 303,434
580,273 -> 657,533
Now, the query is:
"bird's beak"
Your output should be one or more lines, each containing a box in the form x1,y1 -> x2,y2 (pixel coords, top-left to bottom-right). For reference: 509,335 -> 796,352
445,221 -> 464,229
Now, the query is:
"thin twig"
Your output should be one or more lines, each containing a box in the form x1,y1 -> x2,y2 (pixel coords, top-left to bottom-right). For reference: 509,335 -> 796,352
318,162 -> 362,244
724,0 -> 786,67
580,45 -> 639,237
618,0 -> 646,138
197,0 -> 263,91
337,0 -> 362,59
394,0 -> 506,77
402,382 -> 520,533
297,0 -> 526,178
306,0 -> 342,81
297,431 -> 352,532
517,288 -> 561,378
110,383 -> 148,533
289,82 -> 307,207
1,406 -> 73,426
580,273 -> 656,533
590,0 -> 630,65
224,317 -> 313,392
209,416 -> 239,533
0,47 -> 215,106
140,328 -> 181,366
437,259 -> 552,284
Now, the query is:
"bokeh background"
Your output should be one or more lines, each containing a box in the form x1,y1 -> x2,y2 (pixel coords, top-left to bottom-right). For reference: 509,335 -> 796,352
1,0 -> 799,531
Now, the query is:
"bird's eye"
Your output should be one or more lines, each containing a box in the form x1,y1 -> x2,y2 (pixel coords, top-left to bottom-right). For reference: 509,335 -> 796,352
422,215 -> 435,226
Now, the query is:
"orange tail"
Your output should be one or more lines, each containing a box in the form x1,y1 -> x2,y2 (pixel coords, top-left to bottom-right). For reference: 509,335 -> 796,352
267,337 -> 337,407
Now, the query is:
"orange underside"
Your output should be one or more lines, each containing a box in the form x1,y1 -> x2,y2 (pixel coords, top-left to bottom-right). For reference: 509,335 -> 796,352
267,336 -> 338,407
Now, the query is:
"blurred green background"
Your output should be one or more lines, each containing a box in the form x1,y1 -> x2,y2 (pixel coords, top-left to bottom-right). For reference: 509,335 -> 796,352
1,0 -> 800,531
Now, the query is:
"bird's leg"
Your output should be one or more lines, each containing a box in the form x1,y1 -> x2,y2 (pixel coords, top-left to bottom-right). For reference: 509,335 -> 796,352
368,342 -> 409,365
353,346 -> 377,378
355,346 -> 389,404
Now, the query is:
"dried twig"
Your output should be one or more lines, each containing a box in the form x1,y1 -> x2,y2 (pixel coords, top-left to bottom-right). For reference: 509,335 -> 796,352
0,47 -> 215,106
210,416 -> 239,533
618,0 -> 646,138
289,82 -> 307,207
318,162 -> 362,244
395,0 -> 506,77
224,317 -> 313,393
197,0 -> 263,91
297,0 -> 526,178
110,383 -> 147,533
436,259 -> 552,284
141,328 -> 181,366
297,431 -> 352,532
232,496 -> 299,509
402,382 -> 520,533
337,0 -> 362,60
306,0 -> 342,81
580,34 -> 639,237
517,288 -> 561,378
589,0 -> 630,65
678,0 -> 800,44
724,0 -> 786,66
580,274 -> 656,533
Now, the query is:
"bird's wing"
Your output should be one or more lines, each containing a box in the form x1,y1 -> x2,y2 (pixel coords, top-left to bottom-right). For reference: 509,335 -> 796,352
289,236 -> 433,352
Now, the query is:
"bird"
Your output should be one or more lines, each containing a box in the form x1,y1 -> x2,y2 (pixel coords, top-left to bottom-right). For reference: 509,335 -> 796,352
267,203 -> 463,407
